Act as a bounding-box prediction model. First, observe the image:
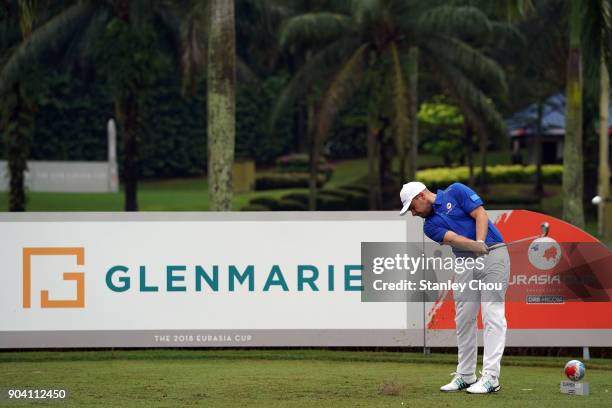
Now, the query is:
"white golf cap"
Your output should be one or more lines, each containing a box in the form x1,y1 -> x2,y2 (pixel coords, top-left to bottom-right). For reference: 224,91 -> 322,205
399,181 -> 426,216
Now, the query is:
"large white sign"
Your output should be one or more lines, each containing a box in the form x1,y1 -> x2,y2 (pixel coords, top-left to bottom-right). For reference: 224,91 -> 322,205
1,211 -> 610,348
0,213 -> 427,347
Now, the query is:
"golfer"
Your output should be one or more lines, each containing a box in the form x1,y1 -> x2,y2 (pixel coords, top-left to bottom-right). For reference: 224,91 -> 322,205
399,181 -> 510,394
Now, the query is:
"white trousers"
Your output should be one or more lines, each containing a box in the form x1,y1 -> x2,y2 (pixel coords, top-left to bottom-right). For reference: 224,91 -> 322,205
453,247 -> 510,378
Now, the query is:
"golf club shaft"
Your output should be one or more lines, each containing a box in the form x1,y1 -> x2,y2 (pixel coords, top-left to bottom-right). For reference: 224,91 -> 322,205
487,234 -> 540,250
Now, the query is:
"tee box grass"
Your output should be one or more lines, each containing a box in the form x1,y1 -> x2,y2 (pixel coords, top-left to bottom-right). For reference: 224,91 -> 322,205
1,349 -> 611,407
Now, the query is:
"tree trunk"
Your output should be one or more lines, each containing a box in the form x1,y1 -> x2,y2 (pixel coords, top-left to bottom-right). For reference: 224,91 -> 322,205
407,46 -> 418,181
288,54 -> 307,153
599,55 -> 610,237
308,132 -> 318,211
380,130 -> 396,209
307,101 -> 318,210
535,100 -> 544,196
114,94 -> 140,211
562,0 -> 585,228
296,101 -> 307,153
465,121 -> 474,186
6,84 -> 33,212
367,120 -> 380,210
207,0 -> 236,211
479,129 -> 488,192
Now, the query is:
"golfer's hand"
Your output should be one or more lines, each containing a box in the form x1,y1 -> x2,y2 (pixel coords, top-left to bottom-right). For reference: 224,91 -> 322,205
473,240 -> 489,256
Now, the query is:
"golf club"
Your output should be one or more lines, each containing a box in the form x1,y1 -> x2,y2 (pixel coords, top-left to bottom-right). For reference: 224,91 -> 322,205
487,222 -> 550,250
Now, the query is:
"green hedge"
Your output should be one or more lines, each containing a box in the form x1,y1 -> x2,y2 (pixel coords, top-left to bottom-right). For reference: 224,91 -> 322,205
244,165 -> 563,212
321,189 -> 368,210
255,173 -> 327,190
276,199 -> 308,211
248,196 -> 310,211
275,153 -> 334,180
281,192 -> 310,204
240,204 -> 269,211
248,196 -> 283,210
416,165 -> 563,191
246,186 -> 369,211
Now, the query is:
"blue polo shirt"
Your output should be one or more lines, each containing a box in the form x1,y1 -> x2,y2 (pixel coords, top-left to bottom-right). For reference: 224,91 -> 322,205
424,183 -> 503,245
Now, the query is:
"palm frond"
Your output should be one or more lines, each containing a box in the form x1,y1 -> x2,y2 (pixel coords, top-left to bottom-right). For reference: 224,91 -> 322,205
315,42 -> 369,142
246,0 -> 291,20
268,36 -> 362,132
236,56 -> 261,86
414,5 -> 492,39
236,0 -> 288,72
422,35 -> 507,98
490,21 -> 525,47
0,1 -> 96,96
128,0 -> 156,30
17,0 -> 43,38
180,0 -> 209,95
582,0 -> 612,94
279,12 -> 351,50
390,41 -> 409,157
61,6 -> 110,67
237,0 -> 289,39
351,0 -> 384,28
460,0 -> 535,22
503,0 -> 535,21
152,1 -> 187,40
434,61 -> 506,144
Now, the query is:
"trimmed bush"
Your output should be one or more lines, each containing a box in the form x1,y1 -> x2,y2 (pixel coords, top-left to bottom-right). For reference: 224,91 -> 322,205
320,188 -> 368,210
339,184 -> 370,195
318,189 -> 350,200
281,192 -> 309,205
248,196 -> 281,210
275,153 -> 334,181
276,199 -> 308,211
240,204 -> 269,211
318,195 -> 345,210
416,165 -> 563,191
279,190 -> 361,210
255,173 -> 327,190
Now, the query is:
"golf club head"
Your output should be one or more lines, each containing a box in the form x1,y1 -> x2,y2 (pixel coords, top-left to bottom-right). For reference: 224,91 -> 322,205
541,222 -> 550,237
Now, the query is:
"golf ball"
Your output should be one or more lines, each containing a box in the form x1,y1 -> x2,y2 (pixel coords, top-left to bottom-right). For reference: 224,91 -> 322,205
592,196 -> 602,205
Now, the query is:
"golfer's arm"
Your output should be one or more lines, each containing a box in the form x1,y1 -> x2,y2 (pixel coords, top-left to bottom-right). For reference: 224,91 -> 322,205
470,206 -> 489,243
442,230 -> 481,252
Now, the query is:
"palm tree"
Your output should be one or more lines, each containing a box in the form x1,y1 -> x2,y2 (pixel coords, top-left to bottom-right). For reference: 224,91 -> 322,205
460,0 -> 534,193
180,0 -> 287,211
598,56 -> 609,236
272,0 -> 505,209
562,0 -> 585,228
272,0 -> 508,209
0,1 -> 46,211
520,2 -> 564,196
581,0 -> 612,235
0,0 -> 180,211
206,0 -> 236,211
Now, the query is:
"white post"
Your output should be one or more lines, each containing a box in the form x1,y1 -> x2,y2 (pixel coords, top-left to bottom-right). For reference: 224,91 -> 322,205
582,346 -> 590,360
599,58 -> 610,237
107,118 -> 119,193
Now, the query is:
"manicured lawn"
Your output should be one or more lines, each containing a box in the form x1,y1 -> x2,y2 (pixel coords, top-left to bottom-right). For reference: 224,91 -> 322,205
1,158 -> 609,247
0,158 -> 542,212
0,180 -> 307,212
0,349 -> 610,407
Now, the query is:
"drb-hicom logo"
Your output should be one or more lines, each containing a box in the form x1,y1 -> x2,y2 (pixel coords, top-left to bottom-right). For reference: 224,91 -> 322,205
527,237 -> 562,270
22,247 -> 85,308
